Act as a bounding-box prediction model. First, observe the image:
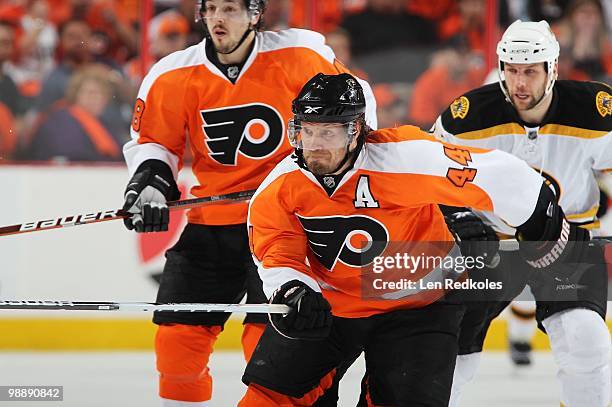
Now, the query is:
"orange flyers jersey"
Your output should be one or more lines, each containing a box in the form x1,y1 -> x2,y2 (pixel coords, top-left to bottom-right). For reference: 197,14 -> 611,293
248,125 -> 545,318
123,28 -> 377,225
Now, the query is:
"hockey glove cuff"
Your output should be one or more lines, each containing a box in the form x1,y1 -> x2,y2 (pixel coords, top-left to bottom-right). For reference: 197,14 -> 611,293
269,280 -> 332,341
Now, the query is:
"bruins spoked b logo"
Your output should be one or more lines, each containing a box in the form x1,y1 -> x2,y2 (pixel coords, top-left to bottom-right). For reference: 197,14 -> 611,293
297,214 -> 389,271
201,103 -> 284,165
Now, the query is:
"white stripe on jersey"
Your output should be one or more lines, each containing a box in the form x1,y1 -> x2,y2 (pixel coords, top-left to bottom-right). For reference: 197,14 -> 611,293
259,28 -> 335,62
363,138 -> 543,227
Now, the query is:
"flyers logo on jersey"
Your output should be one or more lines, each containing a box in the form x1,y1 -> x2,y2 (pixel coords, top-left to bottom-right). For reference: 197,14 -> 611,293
201,103 -> 284,165
450,96 -> 470,119
595,91 -> 611,117
297,214 -> 389,271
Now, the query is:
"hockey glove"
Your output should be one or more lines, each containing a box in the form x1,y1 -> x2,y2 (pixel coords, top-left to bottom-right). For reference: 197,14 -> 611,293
122,159 -> 180,233
516,185 -> 589,271
269,280 -> 332,340
441,206 -> 500,268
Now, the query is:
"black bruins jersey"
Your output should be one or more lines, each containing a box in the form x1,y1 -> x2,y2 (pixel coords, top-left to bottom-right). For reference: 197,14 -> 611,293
433,80 -> 612,234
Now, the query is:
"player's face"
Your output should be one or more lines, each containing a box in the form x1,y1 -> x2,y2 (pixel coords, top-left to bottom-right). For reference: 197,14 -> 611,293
203,0 -> 253,53
301,122 -> 357,175
503,63 -> 548,110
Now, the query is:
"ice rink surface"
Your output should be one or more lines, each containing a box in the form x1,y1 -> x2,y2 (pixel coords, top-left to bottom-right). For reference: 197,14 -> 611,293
0,351 -> 561,406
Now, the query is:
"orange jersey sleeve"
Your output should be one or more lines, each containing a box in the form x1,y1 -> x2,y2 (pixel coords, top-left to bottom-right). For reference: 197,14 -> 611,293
248,156 -> 321,298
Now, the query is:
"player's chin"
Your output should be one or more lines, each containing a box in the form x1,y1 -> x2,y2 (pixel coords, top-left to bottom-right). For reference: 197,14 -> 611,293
213,39 -> 235,53
513,97 -> 532,110
305,159 -> 333,175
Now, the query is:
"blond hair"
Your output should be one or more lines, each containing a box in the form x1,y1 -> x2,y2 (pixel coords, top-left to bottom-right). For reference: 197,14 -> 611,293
65,64 -> 116,104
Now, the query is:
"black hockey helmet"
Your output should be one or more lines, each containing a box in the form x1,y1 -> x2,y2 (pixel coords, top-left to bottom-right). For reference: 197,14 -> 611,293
289,73 -> 367,155
292,73 -> 366,124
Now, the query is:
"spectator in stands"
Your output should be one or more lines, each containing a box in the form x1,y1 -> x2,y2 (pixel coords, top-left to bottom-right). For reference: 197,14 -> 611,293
124,9 -> 189,86
175,0 -> 205,46
372,82 -> 403,128
438,0 -> 488,54
89,29 -> 123,72
325,27 -> 368,79
261,0 -> 290,31
603,0 -> 612,37
557,45 -> 591,81
409,41 -> 485,129
407,0 -> 455,22
25,64 -> 127,162
341,0 -> 437,56
554,0 -> 611,81
0,20 -> 26,158
19,0 -> 57,66
5,0 -> 57,102
289,0 -> 344,33
84,0 -> 139,62
0,20 -> 26,119
34,18 -> 92,113
500,0 -> 571,25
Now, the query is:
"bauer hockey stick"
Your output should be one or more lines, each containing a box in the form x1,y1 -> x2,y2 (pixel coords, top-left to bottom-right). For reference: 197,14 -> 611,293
0,189 -> 256,237
0,301 -> 289,314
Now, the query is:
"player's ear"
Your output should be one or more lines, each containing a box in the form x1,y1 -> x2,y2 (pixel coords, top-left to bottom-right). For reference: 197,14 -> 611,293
250,11 -> 261,27
349,122 -> 362,151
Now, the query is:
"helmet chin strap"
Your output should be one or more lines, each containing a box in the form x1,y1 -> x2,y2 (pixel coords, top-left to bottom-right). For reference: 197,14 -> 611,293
325,145 -> 354,175
216,25 -> 254,55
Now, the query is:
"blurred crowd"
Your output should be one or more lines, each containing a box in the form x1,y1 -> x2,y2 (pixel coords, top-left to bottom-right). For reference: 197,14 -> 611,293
0,0 -> 610,162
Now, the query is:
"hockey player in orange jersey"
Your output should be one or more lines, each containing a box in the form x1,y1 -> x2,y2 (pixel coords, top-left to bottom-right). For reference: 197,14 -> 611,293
120,1 -> 376,405
239,73 -> 591,406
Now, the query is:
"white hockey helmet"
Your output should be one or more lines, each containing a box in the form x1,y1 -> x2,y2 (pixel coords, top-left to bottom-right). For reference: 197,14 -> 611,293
496,20 -> 560,104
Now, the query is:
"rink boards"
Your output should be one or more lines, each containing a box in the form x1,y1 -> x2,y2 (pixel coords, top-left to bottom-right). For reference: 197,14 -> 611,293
1,164 -> 610,350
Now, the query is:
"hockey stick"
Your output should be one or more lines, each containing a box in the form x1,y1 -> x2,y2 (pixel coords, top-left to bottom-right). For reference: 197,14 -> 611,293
0,301 -> 289,314
0,189 -> 256,237
477,236 -> 611,269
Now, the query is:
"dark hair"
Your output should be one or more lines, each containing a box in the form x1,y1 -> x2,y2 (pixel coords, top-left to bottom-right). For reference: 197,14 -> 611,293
0,20 -> 16,31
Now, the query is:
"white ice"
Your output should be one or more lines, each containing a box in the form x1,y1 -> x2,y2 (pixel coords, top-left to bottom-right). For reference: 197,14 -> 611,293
0,351 -> 560,406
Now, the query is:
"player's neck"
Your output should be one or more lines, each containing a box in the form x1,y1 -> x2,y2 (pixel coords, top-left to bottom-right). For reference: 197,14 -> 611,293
217,31 -> 256,65
516,92 -> 554,125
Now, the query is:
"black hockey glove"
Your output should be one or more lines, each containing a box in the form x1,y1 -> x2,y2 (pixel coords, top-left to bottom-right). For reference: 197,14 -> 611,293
516,185 -> 589,271
441,206 -> 500,268
269,280 -> 332,341
122,159 -> 180,233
